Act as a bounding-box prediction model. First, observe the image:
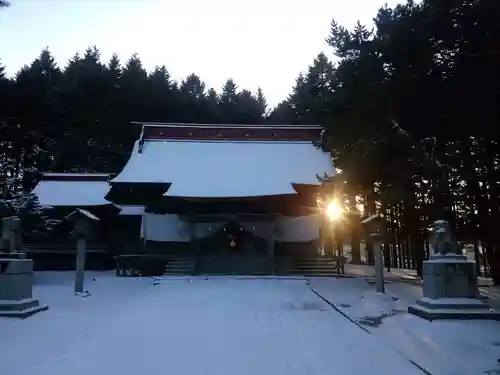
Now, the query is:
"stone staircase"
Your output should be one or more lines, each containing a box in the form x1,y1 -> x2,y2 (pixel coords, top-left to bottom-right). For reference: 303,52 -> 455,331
163,258 -> 196,275
160,256 -> 345,276
277,257 -> 345,276
198,255 -> 272,275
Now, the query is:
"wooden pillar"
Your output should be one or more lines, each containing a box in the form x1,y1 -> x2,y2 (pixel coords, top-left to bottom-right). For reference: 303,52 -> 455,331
141,212 -> 148,253
319,226 -> 326,256
328,219 -> 332,257
189,218 -> 198,254
188,216 -> 198,274
267,216 -> 275,274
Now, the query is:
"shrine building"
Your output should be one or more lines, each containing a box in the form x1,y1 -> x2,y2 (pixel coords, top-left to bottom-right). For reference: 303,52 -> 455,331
31,122 -> 337,274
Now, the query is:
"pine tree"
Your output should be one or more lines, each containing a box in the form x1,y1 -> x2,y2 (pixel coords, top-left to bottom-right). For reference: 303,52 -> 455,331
0,59 -> 9,121
255,87 -> 267,118
219,79 -> 238,104
205,88 -> 220,123
236,89 -> 262,124
219,79 -> 239,123
107,53 -> 121,89
180,73 -> 205,101
119,53 -> 149,129
179,73 -> 206,123
0,160 -> 56,242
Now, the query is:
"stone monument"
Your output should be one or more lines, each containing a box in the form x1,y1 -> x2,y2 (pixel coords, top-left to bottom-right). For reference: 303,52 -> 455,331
408,220 -> 500,320
0,216 -> 48,318
360,214 -> 385,293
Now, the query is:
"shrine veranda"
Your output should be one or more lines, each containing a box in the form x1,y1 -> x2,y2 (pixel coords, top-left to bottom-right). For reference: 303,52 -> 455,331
30,123 -> 337,273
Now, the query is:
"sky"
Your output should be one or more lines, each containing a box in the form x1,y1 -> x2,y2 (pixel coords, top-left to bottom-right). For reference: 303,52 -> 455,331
0,0 -> 403,107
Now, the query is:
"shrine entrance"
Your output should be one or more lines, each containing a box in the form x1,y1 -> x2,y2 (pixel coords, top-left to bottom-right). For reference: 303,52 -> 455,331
195,218 -> 271,274
197,220 -> 266,254
223,221 -> 245,251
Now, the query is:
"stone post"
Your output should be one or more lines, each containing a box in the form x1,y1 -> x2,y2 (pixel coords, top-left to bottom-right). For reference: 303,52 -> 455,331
63,209 -> 99,296
74,218 -> 88,294
361,214 -> 386,293
373,234 -> 385,293
10,217 -> 21,253
408,220 -> 500,320
1,216 -> 12,252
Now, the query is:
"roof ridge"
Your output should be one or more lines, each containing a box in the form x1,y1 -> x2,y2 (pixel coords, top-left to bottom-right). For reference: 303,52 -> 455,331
132,121 -> 323,130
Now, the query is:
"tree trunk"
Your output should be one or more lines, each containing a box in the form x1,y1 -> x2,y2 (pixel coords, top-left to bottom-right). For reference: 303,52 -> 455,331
473,240 -> 482,277
485,244 -> 500,285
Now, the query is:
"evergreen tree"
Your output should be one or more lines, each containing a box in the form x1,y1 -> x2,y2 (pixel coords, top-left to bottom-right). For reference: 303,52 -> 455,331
255,87 -> 267,118
179,73 -> 206,123
236,89 -> 261,124
205,88 -> 221,123
0,60 -> 9,121
147,65 -> 175,121
120,53 -> 149,121
266,0 -> 500,281
219,79 -> 239,123
0,158 -> 55,242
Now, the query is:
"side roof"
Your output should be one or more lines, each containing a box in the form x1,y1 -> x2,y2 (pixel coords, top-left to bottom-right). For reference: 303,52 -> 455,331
32,173 -> 113,207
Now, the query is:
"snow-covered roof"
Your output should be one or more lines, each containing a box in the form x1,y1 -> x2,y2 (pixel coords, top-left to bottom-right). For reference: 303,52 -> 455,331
32,180 -> 112,207
111,140 -> 336,198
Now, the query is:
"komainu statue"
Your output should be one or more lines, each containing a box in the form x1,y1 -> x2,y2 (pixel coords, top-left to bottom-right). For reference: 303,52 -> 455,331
428,220 -> 462,256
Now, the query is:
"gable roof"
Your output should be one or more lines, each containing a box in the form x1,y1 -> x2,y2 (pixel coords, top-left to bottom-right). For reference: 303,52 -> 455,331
111,138 -> 336,198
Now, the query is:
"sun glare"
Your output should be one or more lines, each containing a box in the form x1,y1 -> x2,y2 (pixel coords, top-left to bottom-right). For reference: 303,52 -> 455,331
326,201 -> 343,221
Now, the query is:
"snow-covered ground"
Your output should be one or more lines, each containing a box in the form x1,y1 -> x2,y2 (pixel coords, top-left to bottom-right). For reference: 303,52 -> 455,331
310,278 -> 500,375
0,272 -> 428,375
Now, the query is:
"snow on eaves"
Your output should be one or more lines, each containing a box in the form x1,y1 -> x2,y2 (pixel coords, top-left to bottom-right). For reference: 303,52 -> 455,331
41,173 -> 111,178
111,140 -> 336,198
31,180 -> 112,207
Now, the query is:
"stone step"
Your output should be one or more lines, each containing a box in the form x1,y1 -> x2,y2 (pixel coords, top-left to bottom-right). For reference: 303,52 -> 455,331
0,298 -> 49,319
293,260 -> 338,263
165,270 -> 193,273
200,272 -> 271,276
166,264 -> 194,269
167,262 -> 195,266
280,270 -> 342,275
164,260 -> 195,276
293,260 -> 337,264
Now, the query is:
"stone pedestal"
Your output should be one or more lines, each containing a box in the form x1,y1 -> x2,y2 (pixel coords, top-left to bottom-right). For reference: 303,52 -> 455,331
0,258 -> 48,318
408,255 -> 500,320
